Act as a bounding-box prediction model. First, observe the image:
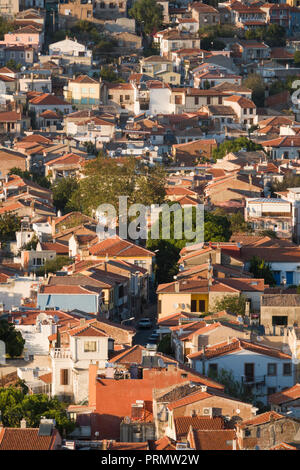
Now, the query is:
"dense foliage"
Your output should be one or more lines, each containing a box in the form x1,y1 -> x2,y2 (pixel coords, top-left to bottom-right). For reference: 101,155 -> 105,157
248,256 -> 276,286
212,137 -> 263,160
0,386 -> 75,435
0,212 -> 21,243
214,295 -> 246,316
0,320 -> 25,357
129,0 -> 163,35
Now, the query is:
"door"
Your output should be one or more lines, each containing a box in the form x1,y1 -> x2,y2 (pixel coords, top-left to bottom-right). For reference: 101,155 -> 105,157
273,271 -> 281,285
244,363 -> 254,383
286,271 -> 294,285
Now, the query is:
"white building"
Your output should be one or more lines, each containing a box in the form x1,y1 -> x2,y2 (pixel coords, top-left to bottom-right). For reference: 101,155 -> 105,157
49,37 -> 92,59
188,338 -> 294,405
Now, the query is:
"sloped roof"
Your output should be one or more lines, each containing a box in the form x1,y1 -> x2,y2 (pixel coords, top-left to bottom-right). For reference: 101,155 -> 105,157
268,384 -> 300,405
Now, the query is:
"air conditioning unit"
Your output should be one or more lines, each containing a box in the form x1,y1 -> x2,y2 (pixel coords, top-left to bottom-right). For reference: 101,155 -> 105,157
203,407 -> 213,417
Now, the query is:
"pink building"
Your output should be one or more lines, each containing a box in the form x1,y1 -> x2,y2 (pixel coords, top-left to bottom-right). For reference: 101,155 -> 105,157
1,26 -> 43,52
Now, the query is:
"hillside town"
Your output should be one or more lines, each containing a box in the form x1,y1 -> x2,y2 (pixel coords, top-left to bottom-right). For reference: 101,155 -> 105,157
2,0 -> 300,454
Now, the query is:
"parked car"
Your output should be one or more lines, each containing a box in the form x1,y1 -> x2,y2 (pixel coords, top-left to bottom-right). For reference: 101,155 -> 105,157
137,318 -> 152,329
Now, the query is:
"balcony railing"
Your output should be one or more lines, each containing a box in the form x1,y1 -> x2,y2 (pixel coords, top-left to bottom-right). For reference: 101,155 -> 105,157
241,375 -> 266,385
50,348 -> 72,359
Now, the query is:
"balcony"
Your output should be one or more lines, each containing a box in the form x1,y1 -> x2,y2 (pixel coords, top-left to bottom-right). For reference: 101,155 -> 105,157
50,348 -> 72,359
241,375 -> 266,385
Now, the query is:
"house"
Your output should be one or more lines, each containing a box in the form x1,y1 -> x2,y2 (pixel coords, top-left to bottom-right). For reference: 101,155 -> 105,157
171,139 -> 217,166
154,381 -> 257,440
260,294 -> 300,329
0,45 -> 36,67
261,3 -> 300,37
58,0 -> 93,28
28,93 -> 73,120
18,69 -> 52,93
187,428 -> 238,450
0,147 -> 29,176
64,75 -> 101,108
194,70 -> 242,89
0,0 -> 19,17
94,0 -> 128,19
245,197 -> 293,240
205,173 -> 262,208
228,2 -> 267,29
154,29 -> 201,59
156,278 -> 263,319
48,37 -> 92,69
261,136 -> 300,160
199,104 -> 237,130
0,419 -> 61,450
269,384 -> 300,417
0,111 -> 30,134
140,55 -> 174,77
223,95 -> 257,129
235,411 -> 300,450
88,361 -> 224,439
189,2 -> 220,27
106,82 -> 138,114
112,31 -> 142,54
187,338 -> 294,404
1,25 -> 43,52
88,235 -> 155,277
231,40 -> 271,63
45,153 -> 86,182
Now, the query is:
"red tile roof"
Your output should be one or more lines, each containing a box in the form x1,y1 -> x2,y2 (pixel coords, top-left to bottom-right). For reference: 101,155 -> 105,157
175,416 -> 224,439
189,429 -> 238,450
0,427 -> 59,450
237,411 -> 284,428
268,384 -> 300,405
29,93 -> 69,106
89,235 -> 154,258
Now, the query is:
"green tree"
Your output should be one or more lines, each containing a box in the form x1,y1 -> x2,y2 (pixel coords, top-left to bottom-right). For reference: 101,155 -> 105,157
0,387 -> 75,435
295,51 -> 300,66
269,173 -> 300,196
204,211 -> 231,242
243,73 -> 265,107
214,294 -> 246,316
52,176 -> 79,213
249,256 -> 276,286
72,157 -> 166,217
0,212 -> 21,242
157,333 -> 173,355
5,60 -> 22,72
0,320 -> 25,357
129,0 -> 163,35
228,211 -> 252,233
36,256 -> 73,276
207,368 -> 253,404
100,66 -> 124,83
212,137 -> 263,160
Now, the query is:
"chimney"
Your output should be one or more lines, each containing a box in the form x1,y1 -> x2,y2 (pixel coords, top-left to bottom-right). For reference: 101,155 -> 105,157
20,418 -> 27,429
80,318 -> 85,326
232,439 -> 237,451
175,281 -> 180,293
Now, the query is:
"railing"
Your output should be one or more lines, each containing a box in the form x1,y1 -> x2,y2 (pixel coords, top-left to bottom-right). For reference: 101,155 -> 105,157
241,375 -> 266,385
50,348 -> 72,359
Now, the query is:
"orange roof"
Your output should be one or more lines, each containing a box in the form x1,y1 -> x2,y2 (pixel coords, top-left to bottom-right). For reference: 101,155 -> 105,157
29,93 -> 69,106
268,384 -> 300,405
0,428 -> 59,450
237,411 -> 284,428
189,429 -> 238,450
224,95 -> 256,108
89,235 -> 154,258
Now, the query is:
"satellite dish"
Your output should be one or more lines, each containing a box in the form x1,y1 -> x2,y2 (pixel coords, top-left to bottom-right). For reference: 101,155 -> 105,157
256,336 -> 262,342
124,416 -> 131,424
236,409 -> 240,414
173,303 -> 179,309
181,303 -> 186,309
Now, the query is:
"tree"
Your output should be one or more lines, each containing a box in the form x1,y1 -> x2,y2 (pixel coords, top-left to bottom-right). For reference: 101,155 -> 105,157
214,295 -> 246,316
157,333 -> 173,355
269,173 -> 300,196
228,211 -> 252,233
0,320 -> 25,357
129,0 -> 163,35
207,368 -> 253,404
0,212 -> 21,242
201,37 -> 225,51
248,256 -> 276,286
295,51 -> 300,66
71,157 -> 166,217
36,256 -> 73,276
99,66 -> 124,83
0,387 -> 75,435
147,238 -> 180,285
52,176 -> 79,213
212,137 -> 263,160
204,211 -> 231,242
243,73 -> 265,107
5,60 -> 22,72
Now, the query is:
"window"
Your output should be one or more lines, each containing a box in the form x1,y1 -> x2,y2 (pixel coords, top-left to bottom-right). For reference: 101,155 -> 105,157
268,387 -> 276,395
195,97 -> 199,105
191,299 -> 197,312
208,363 -> 218,375
283,363 -> 292,376
60,368 -> 69,385
125,95 -> 130,100
250,108 -> 253,115
256,427 -> 261,438
158,300 -> 162,314
84,341 -> 97,352
267,363 -> 277,376
207,97 -> 211,105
